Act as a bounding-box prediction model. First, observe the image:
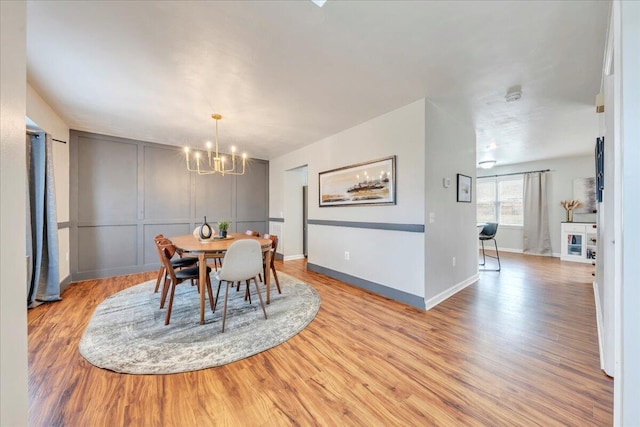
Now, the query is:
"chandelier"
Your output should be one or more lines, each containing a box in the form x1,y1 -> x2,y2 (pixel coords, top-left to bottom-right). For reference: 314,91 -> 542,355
184,114 -> 246,175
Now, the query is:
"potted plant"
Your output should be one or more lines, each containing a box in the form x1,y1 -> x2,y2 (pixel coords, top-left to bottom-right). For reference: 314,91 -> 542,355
217,220 -> 230,238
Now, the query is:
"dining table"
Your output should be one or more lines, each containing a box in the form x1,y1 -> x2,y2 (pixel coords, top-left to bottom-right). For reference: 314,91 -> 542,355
169,232 -> 273,325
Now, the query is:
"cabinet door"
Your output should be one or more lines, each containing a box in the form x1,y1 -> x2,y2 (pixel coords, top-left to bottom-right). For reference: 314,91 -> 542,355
566,233 -> 585,257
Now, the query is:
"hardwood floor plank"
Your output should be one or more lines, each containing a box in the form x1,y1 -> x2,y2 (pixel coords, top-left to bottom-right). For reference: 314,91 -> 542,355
27,253 -> 612,426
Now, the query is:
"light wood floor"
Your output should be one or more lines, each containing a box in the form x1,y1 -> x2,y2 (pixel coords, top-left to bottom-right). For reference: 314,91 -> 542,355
28,253 -> 612,426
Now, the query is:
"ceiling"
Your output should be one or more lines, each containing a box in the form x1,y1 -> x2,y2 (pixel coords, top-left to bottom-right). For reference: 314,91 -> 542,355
26,1 -> 610,164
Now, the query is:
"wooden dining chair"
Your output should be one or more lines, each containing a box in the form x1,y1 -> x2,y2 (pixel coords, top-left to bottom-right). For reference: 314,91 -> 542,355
158,241 -> 215,325
262,233 -> 281,294
214,239 -> 267,333
153,234 -> 197,293
234,230 -> 261,289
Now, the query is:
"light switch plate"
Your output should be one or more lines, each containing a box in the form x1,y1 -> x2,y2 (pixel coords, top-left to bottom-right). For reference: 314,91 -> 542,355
443,177 -> 451,188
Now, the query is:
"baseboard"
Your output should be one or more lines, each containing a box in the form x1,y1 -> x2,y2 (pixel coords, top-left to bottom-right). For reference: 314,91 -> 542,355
307,263 -> 425,309
284,254 -> 305,261
498,247 -> 523,254
478,246 -> 523,254
593,280 -> 605,371
424,273 -> 479,311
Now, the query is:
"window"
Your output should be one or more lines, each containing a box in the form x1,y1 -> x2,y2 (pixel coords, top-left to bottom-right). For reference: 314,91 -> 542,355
477,176 -> 523,226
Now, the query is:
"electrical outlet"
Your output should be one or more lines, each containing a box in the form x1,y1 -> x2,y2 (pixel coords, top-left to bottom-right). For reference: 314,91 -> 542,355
344,251 -> 350,260
452,256 -> 456,267
429,212 -> 435,224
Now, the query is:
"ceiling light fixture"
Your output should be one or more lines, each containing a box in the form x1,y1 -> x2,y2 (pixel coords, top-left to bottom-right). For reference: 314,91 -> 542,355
184,114 -> 247,176
311,0 -> 327,7
505,86 -> 522,103
478,160 -> 497,169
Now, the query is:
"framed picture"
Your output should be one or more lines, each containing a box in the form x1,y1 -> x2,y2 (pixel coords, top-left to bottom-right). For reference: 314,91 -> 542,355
457,174 -> 472,203
319,156 -> 396,207
573,177 -> 597,213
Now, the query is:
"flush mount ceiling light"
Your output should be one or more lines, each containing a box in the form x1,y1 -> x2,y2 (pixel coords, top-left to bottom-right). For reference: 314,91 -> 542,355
505,86 -> 522,103
479,160 -> 497,169
311,0 -> 327,6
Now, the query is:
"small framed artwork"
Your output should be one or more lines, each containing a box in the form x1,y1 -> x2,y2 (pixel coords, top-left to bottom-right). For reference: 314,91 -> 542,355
319,156 -> 396,207
457,174 -> 472,203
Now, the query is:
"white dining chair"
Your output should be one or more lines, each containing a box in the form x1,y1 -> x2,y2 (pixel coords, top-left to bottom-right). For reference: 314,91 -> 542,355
214,239 -> 267,332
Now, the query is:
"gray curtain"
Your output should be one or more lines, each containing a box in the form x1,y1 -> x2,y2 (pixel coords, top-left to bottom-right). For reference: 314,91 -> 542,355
523,171 -> 552,255
27,132 -> 61,307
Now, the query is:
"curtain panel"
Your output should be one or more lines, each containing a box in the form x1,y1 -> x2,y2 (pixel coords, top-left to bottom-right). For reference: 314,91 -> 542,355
27,132 -> 61,307
523,172 -> 552,256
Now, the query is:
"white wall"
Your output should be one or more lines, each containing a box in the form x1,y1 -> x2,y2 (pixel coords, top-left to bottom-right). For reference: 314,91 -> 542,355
270,100 -> 426,300
477,154 -> 597,256
26,84 -> 71,285
616,1 -> 640,423
0,2 -> 29,425
424,100 -> 478,304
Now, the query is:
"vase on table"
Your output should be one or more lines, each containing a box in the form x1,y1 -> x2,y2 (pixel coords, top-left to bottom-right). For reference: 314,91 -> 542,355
198,216 -> 213,240
567,210 -> 574,222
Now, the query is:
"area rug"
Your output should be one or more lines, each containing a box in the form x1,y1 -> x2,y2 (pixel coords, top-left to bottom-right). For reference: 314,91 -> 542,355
79,272 -> 320,374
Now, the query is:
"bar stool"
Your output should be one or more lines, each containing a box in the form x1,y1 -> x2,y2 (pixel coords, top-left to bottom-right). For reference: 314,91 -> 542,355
479,222 -> 501,271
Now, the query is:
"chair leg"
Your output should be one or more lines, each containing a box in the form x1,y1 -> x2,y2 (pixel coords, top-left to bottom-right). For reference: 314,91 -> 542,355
252,278 -> 268,320
479,238 -> 501,272
222,281 -> 230,333
244,280 -> 252,303
206,275 -> 215,312
154,266 -> 165,293
160,278 -> 171,309
165,281 -> 177,325
271,266 -> 281,294
214,280 -> 223,312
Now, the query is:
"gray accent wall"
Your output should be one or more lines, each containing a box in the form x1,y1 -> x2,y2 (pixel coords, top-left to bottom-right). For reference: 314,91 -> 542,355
70,130 -> 268,280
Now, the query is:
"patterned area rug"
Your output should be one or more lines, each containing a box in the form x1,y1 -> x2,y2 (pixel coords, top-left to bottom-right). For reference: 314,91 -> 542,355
79,272 -> 320,374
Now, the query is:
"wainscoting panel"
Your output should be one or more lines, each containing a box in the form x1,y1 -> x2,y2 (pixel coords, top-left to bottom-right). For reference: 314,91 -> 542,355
70,130 -> 268,281
77,135 -> 138,222
236,161 -> 268,222
143,145 -> 191,220
77,225 -> 137,272
194,171 -> 234,220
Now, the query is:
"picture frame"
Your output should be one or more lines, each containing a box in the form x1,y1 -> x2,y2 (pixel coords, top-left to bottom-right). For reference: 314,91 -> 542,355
457,174 -> 472,203
319,156 -> 396,207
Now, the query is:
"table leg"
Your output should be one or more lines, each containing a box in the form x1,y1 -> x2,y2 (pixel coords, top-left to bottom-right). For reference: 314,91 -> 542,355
264,248 -> 271,304
199,253 -> 206,324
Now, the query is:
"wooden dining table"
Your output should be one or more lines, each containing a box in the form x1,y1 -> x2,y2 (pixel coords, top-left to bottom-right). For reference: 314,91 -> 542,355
169,232 -> 273,325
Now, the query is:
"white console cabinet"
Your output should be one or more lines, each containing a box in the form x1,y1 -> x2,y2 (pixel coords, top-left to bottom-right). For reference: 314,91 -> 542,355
560,222 -> 597,263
